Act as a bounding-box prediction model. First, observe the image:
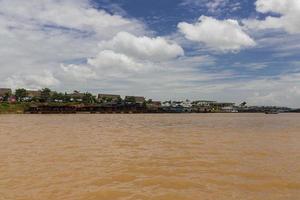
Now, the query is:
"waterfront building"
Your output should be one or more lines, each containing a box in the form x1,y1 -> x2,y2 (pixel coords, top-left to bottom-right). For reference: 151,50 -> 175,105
125,96 -> 146,105
26,90 -> 42,98
146,101 -> 162,112
192,100 -> 216,107
0,88 -> 12,101
69,91 -> 85,102
210,102 -> 236,112
0,88 -> 12,97
98,94 -> 121,103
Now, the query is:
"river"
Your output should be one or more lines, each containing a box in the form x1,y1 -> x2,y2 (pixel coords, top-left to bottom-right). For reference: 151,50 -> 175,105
0,114 -> 299,200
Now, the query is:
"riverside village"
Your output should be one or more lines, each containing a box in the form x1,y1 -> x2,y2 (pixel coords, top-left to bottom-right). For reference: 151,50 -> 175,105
0,88 -> 296,114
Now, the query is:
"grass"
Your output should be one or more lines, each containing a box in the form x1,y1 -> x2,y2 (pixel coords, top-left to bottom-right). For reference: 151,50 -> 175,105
0,103 -> 31,114
0,102 -> 83,114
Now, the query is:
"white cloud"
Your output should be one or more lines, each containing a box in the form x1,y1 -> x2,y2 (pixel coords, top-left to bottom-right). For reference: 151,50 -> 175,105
0,0 -> 299,107
98,32 -> 184,62
5,71 -> 60,90
239,73 -> 300,107
60,32 -> 185,79
61,64 -> 97,80
244,0 -> 300,34
0,0 -> 145,39
0,0 -> 146,88
180,0 -> 241,14
178,16 -> 255,52
87,50 -> 148,74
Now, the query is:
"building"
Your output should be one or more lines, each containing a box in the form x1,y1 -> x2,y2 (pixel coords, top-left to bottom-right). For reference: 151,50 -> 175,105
125,96 -> 146,104
151,101 -> 162,106
0,88 -> 12,97
146,101 -> 162,112
210,102 -> 236,112
68,91 -> 85,102
26,90 -> 41,98
98,94 -> 121,102
192,100 -> 216,107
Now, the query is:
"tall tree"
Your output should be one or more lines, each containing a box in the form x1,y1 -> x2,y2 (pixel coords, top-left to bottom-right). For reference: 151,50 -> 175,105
15,88 -> 27,102
3,92 -> 10,102
240,101 -> 247,107
125,96 -> 136,104
51,92 -> 65,102
40,88 -> 51,102
82,93 -> 96,105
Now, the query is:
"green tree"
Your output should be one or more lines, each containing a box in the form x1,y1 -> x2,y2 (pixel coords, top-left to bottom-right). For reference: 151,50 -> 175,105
240,101 -> 247,107
63,92 -> 71,102
116,97 -> 123,104
82,93 -> 96,105
40,88 -> 51,102
3,92 -> 10,102
15,88 -> 27,102
106,97 -> 113,102
51,92 -> 65,102
125,96 -> 136,104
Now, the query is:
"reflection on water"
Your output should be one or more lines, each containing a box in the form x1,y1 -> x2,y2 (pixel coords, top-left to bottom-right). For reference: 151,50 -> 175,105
0,114 -> 300,200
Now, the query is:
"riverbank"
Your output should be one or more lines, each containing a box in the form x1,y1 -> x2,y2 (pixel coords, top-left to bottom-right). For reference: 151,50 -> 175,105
0,103 -> 30,114
1,103 -> 298,114
0,103 -> 79,114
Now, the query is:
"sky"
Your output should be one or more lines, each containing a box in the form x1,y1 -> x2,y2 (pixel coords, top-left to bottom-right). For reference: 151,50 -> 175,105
0,0 -> 300,107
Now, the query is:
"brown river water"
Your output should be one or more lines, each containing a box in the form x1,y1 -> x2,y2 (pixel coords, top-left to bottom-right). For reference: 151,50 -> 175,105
0,114 -> 300,200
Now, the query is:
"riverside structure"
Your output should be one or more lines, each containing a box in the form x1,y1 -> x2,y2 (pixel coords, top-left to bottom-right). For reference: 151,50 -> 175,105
0,87 -> 294,114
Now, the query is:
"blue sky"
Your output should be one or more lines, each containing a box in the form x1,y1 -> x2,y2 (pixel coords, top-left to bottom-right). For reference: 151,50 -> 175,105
95,0 -> 256,34
95,0 -> 298,74
0,0 -> 300,107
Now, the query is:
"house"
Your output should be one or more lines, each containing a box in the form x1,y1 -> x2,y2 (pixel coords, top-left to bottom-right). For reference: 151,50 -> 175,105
68,91 -> 85,102
125,96 -> 146,104
0,88 -> 12,97
146,101 -> 162,112
8,96 -> 17,103
151,101 -> 162,107
192,100 -> 216,113
0,88 -> 12,101
192,100 -> 216,107
161,101 -> 186,113
98,94 -> 121,102
210,102 -> 236,112
26,90 -> 41,98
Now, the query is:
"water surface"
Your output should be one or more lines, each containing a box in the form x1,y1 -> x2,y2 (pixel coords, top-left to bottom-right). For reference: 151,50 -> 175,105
0,114 -> 300,200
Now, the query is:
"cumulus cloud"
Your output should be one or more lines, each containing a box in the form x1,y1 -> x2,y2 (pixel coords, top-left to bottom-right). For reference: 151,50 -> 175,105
61,32 -> 185,80
235,73 -> 300,107
5,71 -> 60,90
0,0 -> 299,107
62,32 -> 188,80
98,32 -> 184,62
244,0 -> 300,34
0,0 -> 145,39
178,16 -> 255,52
61,64 -> 97,80
87,50 -> 147,74
60,32 -> 184,79
0,0 -> 146,89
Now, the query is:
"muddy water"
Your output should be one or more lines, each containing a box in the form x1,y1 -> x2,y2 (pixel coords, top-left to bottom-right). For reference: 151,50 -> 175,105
0,114 -> 300,200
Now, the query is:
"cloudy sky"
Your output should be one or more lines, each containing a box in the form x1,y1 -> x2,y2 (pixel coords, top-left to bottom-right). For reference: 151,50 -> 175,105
1,0 -> 300,107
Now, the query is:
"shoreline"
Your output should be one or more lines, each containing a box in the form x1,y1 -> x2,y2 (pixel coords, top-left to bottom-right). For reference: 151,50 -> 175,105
1,103 -> 298,114
1,112 -> 298,115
